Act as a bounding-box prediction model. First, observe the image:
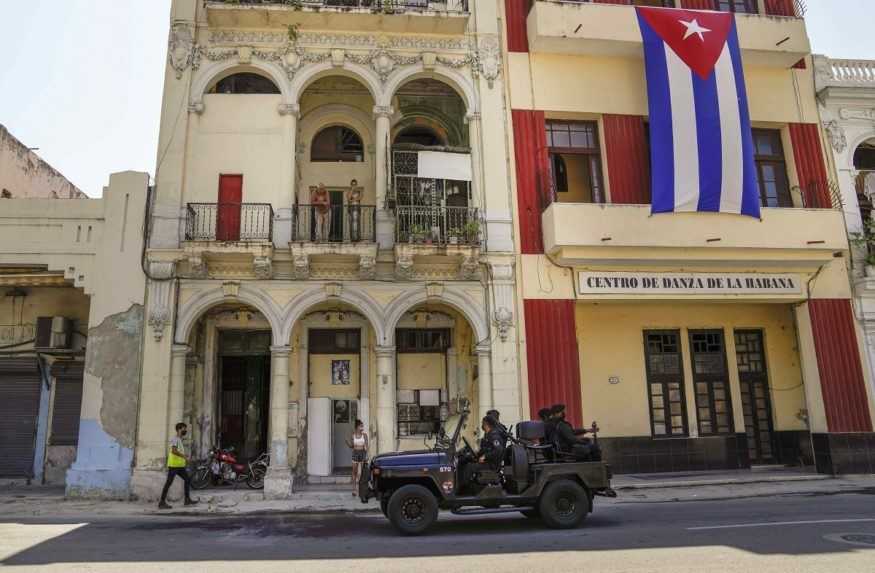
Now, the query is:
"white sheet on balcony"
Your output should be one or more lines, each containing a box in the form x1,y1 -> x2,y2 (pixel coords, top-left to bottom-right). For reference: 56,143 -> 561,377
417,151 -> 472,181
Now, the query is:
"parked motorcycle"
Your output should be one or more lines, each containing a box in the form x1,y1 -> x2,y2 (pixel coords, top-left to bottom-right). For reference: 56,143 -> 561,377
191,448 -> 269,490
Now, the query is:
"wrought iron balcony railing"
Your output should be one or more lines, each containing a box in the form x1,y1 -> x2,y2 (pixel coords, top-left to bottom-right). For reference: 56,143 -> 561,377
395,206 -> 480,246
293,204 -> 376,243
533,0 -> 805,18
227,0 -> 469,12
185,203 -> 274,242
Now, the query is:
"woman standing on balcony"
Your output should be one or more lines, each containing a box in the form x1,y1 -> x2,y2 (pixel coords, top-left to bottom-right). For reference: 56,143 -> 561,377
311,183 -> 331,242
348,179 -> 363,242
346,419 -> 368,496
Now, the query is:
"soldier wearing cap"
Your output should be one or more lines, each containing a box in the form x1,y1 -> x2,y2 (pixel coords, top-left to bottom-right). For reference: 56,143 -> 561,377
550,404 -> 600,460
462,415 -> 506,488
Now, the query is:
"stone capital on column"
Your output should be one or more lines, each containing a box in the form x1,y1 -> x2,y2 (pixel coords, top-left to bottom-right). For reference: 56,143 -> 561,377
171,344 -> 191,358
278,103 -> 300,118
373,105 -> 394,119
375,345 -> 396,358
465,112 -> 482,124
475,343 -> 492,357
270,345 -> 292,357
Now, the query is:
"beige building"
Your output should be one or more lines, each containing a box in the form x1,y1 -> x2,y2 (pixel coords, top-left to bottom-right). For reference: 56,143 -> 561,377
503,0 -> 875,475
0,124 -> 87,199
0,171 -> 148,494
133,0 -> 522,499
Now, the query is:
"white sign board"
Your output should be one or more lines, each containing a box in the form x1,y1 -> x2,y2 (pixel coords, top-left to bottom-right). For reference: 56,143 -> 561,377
578,272 -> 803,296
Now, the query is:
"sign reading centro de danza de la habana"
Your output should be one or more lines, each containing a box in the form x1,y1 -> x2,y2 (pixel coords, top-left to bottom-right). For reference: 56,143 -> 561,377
578,272 -> 803,296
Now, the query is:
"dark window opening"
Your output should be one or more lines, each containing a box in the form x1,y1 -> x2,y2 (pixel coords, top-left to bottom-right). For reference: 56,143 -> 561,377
546,120 -> 605,204
716,0 -> 757,12
311,126 -> 364,162
394,126 -> 444,147
397,329 -> 452,354
212,73 -> 281,95
689,330 -> 735,436
753,129 -> 793,208
1,189 -> 11,198
308,329 -> 362,354
854,143 -> 875,223
644,331 -> 688,438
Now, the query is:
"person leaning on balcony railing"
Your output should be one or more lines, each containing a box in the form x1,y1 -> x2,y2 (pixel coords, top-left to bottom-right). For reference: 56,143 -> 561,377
311,183 -> 331,241
348,179 -> 363,243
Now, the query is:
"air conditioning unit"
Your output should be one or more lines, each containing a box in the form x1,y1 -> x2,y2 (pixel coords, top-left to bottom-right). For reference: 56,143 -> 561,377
35,317 -> 73,350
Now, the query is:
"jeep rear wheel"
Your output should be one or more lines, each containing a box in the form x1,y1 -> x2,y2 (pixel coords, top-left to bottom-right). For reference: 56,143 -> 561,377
387,485 -> 439,536
538,480 -> 590,529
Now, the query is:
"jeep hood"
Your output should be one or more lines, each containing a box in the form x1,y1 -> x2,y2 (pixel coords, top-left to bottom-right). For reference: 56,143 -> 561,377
371,450 -> 449,468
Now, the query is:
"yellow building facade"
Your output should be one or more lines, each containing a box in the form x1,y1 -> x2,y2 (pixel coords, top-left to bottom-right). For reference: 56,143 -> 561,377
134,0 -> 523,499
503,0 -> 875,474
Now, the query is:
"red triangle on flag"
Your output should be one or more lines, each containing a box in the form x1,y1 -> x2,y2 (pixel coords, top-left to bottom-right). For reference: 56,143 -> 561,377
638,7 -> 734,80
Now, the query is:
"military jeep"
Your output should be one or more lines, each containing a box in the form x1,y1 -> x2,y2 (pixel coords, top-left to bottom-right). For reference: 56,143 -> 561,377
359,412 -> 615,535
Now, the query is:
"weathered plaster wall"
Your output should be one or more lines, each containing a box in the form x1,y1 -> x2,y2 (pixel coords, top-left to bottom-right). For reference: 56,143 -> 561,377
0,124 -> 86,199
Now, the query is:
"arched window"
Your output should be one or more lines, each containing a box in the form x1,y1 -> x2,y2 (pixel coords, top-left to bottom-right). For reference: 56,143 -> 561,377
311,126 -> 364,162
211,73 -> 280,95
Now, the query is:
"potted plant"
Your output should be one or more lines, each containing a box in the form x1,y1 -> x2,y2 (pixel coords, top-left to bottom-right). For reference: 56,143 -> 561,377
409,224 -> 427,244
850,219 -> 875,277
448,227 -> 462,245
463,220 -> 481,244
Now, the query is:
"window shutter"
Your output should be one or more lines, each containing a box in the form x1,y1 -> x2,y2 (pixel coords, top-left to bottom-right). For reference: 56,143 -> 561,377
512,109 -> 549,254
788,124 -> 831,209
764,0 -> 795,17
50,362 -> 84,446
681,0 -> 716,10
603,115 -> 651,204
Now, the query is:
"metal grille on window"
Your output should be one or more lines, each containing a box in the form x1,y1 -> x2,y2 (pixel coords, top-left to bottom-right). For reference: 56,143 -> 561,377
644,331 -> 688,437
689,330 -> 735,436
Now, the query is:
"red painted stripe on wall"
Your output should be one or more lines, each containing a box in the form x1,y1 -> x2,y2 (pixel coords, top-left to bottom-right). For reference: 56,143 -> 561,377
505,0 -> 531,53
512,109 -> 549,254
680,0 -> 716,10
603,115 -> 651,205
789,123 -> 831,209
809,300 -> 873,433
593,0 -> 630,4
524,299 -> 583,428
764,0 -> 795,17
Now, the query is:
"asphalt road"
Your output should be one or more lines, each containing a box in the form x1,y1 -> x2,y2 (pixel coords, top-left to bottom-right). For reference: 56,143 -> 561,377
2,490 -> 875,573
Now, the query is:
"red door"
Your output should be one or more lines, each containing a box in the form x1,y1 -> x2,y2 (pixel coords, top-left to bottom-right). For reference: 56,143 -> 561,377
217,175 -> 243,241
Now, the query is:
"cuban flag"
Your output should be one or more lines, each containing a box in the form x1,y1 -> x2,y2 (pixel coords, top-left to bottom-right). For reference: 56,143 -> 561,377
637,7 -> 760,218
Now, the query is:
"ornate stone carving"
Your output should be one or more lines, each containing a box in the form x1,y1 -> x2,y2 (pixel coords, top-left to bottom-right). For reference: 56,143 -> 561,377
168,22 -> 196,79
823,120 -> 848,153
253,256 -> 273,280
222,281 -> 241,298
426,283 -> 445,299
188,254 -> 208,279
839,107 -> 875,122
359,255 -> 377,280
147,263 -> 175,342
373,105 -> 394,119
278,103 -> 300,117
293,253 -> 310,279
188,101 -> 205,115
459,254 -> 480,280
396,253 -> 415,280
493,307 -> 514,343
474,36 -> 502,88
325,283 -> 343,298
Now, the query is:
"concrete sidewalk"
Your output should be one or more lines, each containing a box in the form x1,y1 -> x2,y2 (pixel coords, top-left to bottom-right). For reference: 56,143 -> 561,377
2,468 -> 872,519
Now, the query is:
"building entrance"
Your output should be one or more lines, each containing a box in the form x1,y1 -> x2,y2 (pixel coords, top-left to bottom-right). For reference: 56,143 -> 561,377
218,331 -> 271,462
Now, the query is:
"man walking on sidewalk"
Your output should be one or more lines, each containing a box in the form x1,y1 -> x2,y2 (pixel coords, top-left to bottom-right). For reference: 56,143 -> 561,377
158,422 -> 198,510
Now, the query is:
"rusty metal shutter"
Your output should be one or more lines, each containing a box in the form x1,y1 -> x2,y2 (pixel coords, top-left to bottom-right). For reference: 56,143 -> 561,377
0,358 -> 42,478
50,362 -> 84,446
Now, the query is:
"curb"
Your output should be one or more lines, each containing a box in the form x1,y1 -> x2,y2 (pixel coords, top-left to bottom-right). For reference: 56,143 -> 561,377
614,475 -> 832,491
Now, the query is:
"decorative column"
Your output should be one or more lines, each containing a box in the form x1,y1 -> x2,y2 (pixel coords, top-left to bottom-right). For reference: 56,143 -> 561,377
360,328 -> 371,438
467,112 -> 484,210
167,345 -> 190,435
476,343 -> 493,421
265,345 -> 292,499
276,104 -> 300,247
374,106 -> 395,249
375,345 -> 397,454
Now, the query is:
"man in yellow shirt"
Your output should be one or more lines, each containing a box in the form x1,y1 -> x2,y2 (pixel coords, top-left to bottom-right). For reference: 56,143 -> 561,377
158,422 -> 198,510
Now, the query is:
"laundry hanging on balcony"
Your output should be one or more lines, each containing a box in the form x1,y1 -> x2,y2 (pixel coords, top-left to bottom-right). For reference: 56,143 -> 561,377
416,151 -> 472,182
636,7 -> 760,218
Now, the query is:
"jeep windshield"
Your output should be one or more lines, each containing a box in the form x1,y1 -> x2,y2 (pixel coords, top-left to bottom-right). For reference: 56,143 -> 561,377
433,412 -> 468,452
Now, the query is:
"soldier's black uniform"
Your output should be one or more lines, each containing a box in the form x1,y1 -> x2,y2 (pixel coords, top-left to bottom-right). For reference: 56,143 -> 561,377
554,418 -> 600,461
462,428 -> 506,486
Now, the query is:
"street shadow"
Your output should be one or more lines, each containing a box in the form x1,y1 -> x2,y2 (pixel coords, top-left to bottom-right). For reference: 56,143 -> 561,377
4,494 -> 875,565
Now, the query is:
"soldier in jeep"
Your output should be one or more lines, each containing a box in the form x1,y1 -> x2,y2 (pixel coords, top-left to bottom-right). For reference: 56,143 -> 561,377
460,415 -> 506,489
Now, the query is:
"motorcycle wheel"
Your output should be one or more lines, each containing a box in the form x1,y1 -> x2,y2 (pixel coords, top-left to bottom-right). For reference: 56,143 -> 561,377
191,467 -> 211,490
247,465 -> 266,490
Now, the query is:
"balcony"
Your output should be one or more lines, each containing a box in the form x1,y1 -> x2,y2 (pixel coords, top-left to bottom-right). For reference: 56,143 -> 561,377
527,1 -> 810,67
394,205 -> 481,279
814,56 -> 875,93
290,204 -> 378,279
205,0 -> 470,35
542,202 -> 848,271
183,203 -> 275,279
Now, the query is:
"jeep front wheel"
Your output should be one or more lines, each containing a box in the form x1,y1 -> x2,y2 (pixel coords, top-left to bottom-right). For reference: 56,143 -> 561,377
538,480 -> 590,529
387,485 -> 439,535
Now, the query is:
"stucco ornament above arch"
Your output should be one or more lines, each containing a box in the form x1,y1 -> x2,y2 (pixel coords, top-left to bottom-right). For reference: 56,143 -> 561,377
189,59 -> 293,113
384,286 -> 489,347
175,284 -> 285,345
279,285 -> 388,346
381,64 -> 479,114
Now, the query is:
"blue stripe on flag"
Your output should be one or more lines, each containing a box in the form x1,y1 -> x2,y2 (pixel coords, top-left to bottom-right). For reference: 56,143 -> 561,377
727,21 -> 761,219
638,14 -> 675,214
692,69 -> 723,212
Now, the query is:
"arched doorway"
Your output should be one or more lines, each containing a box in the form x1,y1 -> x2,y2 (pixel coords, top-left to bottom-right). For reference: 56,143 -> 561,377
854,137 -> 875,223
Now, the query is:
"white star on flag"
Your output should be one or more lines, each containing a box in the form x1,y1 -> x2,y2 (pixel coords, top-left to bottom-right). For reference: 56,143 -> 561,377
680,19 -> 711,42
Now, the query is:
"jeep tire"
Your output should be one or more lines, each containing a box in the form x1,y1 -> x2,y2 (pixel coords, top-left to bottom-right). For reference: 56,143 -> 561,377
538,479 -> 590,529
387,485 -> 439,535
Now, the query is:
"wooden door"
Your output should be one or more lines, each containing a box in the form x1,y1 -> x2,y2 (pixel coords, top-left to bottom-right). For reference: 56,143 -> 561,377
735,330 -> 777,464
217,175 -> 243,241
